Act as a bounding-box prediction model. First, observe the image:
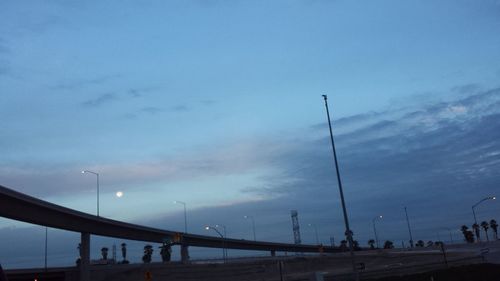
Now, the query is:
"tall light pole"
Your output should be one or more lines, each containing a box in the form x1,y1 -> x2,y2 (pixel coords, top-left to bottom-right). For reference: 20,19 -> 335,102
322,95 -> 358,280
44,227 -> 48,270
174,201 -> 188,233
82,170 -> 100,217
308,223 -> 320,245
404,207 -> 414,248
472,196 -> 496,225
244,215 -> 256,241
372,215 -> 383,249
445,228 -> 454,244
205,225 -> 226,262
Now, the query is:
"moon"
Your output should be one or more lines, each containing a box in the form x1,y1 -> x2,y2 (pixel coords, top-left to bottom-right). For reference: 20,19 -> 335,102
116,191 -> 123,198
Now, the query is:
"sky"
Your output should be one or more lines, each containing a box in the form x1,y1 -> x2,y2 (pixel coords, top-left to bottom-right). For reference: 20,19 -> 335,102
1,0 -> 500,268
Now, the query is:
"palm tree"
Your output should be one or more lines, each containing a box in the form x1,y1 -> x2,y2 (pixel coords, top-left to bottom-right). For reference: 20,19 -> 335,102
368,239 -> 375,249
383,240 -> 394,249
461,225 -> 469,241
339,240 -> 348,251
101,247 -> 108,260
490,219 -> 498,240
472,223 -> 481,242
481,221 -> 490,242
142,245 -> 153,263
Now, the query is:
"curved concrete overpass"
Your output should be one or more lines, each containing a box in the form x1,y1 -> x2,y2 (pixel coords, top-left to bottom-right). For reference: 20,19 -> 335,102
0,184 -> 339,253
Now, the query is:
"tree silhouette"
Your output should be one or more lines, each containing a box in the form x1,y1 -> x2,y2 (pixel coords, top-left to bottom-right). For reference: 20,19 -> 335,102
461,225 -> 475,243
339,240 -> 348,251
481,221 -> 490,242
352,240 -> 361,251
368,239 -> 375,249
120,243 -> 129,264
160,243 -> 172,262
100,247 -> 108,260
490,219 -> 498,240
472,223 -> 481,242
416,240 -> 425,247
142,245 -> 153,263
383,240 -> 394,249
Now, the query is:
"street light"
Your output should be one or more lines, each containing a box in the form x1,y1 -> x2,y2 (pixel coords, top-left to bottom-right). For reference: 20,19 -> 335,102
82,170 -> 100,217
322,95 -> 358,281
372,215 -> 383,248
174,201 -> 188,233
243,215 -> 256,241
472,196 -> 496,225
308,223 -> 320,245
205,225 -> 226,262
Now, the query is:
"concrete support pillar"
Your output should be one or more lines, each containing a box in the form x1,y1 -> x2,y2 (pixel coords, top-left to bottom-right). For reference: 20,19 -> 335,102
181,244 -> 190,263
80,232 -> 90,281
271,250 -> 276,257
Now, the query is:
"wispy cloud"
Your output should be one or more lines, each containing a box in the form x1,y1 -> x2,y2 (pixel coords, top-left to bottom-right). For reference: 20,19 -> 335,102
170,104 -> 189,112
141,106 -> 164,114
81,93 -> 117,107
52,75 -> 119,91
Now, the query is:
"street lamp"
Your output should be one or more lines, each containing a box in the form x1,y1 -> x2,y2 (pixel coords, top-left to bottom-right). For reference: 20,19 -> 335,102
82,170 -> 100,217
174,201 -> 188,233
322,95 -> 358,281
472,196 -> 496,225
308,223 -> 320,245
205,225 -> 227,262
372,215 -> 383,248
243,215 -> 256,241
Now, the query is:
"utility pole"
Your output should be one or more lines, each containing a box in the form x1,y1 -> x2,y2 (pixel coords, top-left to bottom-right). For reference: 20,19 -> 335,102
322,95 -> 358,281
404,207 -> 414,248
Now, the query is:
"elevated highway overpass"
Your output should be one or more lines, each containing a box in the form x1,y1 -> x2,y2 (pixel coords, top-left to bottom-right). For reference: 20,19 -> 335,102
0,184 -> 340,280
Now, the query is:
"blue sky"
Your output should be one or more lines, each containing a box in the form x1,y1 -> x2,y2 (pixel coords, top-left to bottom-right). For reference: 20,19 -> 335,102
1,0 -> 500,268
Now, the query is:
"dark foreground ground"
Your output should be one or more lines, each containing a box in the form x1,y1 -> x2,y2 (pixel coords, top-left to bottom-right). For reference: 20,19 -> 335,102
366,263 -> 500,281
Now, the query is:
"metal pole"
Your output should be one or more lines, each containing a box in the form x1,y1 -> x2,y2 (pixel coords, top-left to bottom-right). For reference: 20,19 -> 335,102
97,173 -> 100,217
372,219 -> 379,248
472,196 -> 496,225
322,95 -> 358,280
223,225 -> 227,261
82,170 -> 100,217
183,203 -> 187,233
44,227 -> 48,270
252,217 -> 256,241
315,225 -> 319,245
472,206 -> 478,225
404,207 -> 414,248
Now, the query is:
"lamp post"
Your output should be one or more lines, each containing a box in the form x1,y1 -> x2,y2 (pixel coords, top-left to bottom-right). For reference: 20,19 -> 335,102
445,228 -> 454,244
308,223 -> 320,245
372,215 -> 383,248
174,201 -> 188,233
322,95 -> 358,280
44,227 -> 48,270
472,196 -> 496,225
205,225 -> 226,262
82,170 -> 100,217
243,215 -> 256,241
